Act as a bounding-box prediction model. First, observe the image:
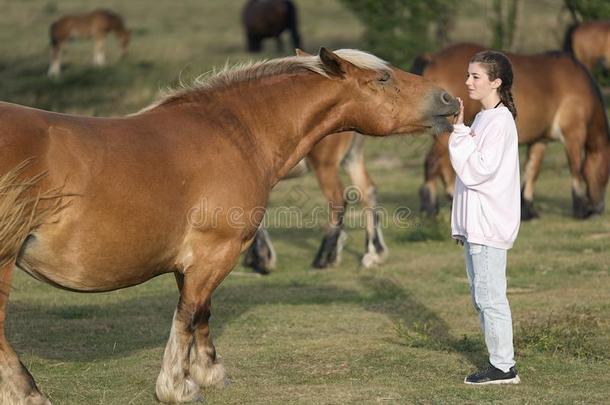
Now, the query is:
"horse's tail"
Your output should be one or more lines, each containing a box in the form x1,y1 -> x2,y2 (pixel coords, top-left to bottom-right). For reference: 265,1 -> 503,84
0,160 -> 63,268
562,22 -> 578,54
285,0 -> 301,49
410,52 -> 432,76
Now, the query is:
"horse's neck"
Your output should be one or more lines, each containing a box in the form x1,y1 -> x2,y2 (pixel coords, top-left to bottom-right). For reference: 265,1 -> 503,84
211,75 -> 348,185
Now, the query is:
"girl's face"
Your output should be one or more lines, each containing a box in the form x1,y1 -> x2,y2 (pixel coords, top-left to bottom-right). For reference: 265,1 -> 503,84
465,62 -> 501,101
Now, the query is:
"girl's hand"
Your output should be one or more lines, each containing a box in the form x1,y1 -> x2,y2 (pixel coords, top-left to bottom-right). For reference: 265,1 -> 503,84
454,97 -> 464,125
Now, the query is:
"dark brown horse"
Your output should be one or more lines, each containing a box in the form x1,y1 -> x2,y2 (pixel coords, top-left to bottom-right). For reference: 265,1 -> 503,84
0,48 -> 457,404
415,43 -> 610,220
48,9 -> 130,77
242,0 -> 301,53
563,20 -> 610,73
243,130 -> 387,274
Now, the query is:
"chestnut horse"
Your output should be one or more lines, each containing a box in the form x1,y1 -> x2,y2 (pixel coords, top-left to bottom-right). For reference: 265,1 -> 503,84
0,48 -> 457,404
563,20 -> 610,73
48,9 -> 130,77
243,130 -> 387,274
242,0 -> 301,53
415,43 -> 610,220
244,50 -> 385,274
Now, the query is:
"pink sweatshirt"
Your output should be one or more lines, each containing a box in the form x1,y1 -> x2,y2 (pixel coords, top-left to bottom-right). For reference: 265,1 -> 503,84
449,106 -> 520,249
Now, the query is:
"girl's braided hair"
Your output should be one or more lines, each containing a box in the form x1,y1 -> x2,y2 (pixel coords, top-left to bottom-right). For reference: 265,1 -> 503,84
470,50 -> 517,119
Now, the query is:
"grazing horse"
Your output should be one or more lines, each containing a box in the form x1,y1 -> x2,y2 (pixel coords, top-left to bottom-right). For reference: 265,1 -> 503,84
0,48 -> 457,404
243,130 -> 387,274
563,20 -> 610,73
415,43 -> 610,220
242,0 -> 301,53
48,9 -> 130,77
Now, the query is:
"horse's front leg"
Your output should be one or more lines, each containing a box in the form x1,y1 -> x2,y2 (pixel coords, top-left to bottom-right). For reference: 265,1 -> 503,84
521,140 -> 546,220
92,37 -> 106,66
0,261 -> 51,405
188,298 -> 226,388
155,241 -> 237,403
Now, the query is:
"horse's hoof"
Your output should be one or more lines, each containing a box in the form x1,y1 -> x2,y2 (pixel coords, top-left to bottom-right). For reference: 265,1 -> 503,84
361,252 -> 382,268
191,361 -> 227,388
572,190 -> 595,219
311,259 -> 329,269
155,376 -> 201,404
252,266 -> 271,275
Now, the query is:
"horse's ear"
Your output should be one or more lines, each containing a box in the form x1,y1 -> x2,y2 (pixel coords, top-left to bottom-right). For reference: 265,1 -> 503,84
295,48 -> 311,57
319,47 -> 348,79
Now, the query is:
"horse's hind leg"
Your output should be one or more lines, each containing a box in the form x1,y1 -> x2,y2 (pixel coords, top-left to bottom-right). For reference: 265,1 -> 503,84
242,225 -> 276,275
310,152 -> 346,269
521,140 -> 547,220
0,261 -> 51,405
246,33 -> 261,52
344,142 -> 387,268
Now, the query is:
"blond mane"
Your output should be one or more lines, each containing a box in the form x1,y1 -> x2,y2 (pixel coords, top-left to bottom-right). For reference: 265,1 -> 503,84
137,49 -> 389,113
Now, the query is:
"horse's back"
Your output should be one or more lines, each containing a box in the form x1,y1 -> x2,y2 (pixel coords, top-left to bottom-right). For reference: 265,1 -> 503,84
0,102 -> 52,175
50,9 -> 124,41
243,0 -> 290,36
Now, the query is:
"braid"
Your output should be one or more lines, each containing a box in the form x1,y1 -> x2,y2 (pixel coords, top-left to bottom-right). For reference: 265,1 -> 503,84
499,87 -> 517,119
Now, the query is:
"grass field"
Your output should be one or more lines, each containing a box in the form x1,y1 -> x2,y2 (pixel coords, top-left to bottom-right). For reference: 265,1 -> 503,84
1,1 -> 609,404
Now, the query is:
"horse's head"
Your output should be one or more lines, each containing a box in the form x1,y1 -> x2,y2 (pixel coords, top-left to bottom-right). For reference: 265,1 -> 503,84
317,48 -> 458,137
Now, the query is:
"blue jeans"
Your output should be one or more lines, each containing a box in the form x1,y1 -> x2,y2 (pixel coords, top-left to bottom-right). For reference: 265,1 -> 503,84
464,241 -> 515,372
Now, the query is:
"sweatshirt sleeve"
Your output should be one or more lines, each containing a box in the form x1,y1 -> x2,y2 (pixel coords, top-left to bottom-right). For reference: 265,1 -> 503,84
448,118 -> 507,189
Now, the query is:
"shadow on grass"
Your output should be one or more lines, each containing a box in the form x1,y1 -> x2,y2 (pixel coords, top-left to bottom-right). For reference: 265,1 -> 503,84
7,273 -> 486,369
355,275 -> 486,367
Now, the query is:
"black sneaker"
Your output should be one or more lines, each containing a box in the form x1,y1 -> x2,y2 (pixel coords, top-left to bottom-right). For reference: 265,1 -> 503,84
464,363 -> 520,385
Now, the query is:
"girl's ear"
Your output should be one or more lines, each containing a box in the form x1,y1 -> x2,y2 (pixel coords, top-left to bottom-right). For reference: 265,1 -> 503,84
491,78 -> 502,89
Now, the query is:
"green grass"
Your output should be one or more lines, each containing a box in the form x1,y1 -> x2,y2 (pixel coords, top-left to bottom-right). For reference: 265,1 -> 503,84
2,0 -> 610,404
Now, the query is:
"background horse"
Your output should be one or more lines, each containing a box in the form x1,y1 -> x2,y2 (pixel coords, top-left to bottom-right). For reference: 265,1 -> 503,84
48,9 -> 130,77
563,20 -> 610,73
243,131 -> 387,274
415,43 -> 610,220
242,0 -> 301,53
0,49 -> 457,404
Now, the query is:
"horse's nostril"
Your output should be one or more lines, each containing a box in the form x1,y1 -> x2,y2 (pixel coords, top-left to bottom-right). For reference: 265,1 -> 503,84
441,92 -> 453,105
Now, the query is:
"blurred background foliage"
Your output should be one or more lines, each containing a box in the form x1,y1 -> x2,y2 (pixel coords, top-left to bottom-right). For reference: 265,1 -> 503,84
565,0 -> 610,21
339,0 -> 457,69
339,0 -> 610,69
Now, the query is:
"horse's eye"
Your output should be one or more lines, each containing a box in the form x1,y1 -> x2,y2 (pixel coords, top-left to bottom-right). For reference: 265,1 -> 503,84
379,72 -> 391,82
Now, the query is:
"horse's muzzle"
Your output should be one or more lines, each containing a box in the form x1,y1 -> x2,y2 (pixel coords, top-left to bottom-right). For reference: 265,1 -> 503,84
424,90 -> 459,135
